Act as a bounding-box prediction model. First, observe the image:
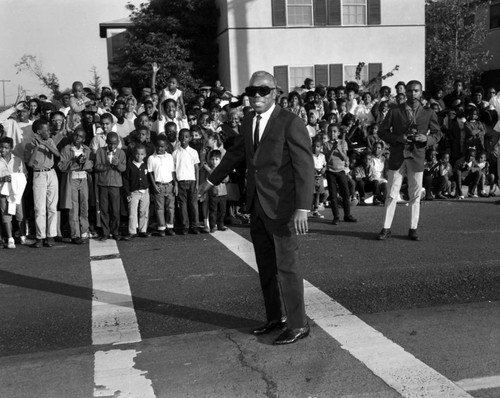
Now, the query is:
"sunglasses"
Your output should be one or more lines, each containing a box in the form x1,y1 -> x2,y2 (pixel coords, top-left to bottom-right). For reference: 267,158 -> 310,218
245,86 -> 275,97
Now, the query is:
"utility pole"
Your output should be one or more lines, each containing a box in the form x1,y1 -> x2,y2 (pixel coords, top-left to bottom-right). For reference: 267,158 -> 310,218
0,80 -> 11,106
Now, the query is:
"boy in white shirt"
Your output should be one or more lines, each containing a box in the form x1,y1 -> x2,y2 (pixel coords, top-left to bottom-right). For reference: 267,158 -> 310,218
172,128 -> 199,234
0,137 -> 27,248
148,135 -> 177,236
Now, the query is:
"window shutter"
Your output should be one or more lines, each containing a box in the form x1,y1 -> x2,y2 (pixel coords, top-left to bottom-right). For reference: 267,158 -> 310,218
314,65 -> 329,86
272,0 -> 287,27
274,65 -> 289,94
329,64 -> 343,86
327,0 -> 341,25
314,0 -> 327,26
367,0 -> 381,25
368,63 -> 382,91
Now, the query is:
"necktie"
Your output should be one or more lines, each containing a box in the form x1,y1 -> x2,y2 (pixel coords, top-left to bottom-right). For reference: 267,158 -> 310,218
254,115 -> 261,151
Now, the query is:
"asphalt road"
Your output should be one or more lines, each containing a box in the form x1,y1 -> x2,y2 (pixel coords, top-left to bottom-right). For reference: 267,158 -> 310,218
0,196 -> 499,397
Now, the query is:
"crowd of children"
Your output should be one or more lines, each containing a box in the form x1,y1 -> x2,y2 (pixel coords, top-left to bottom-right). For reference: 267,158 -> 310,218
1,71 -> 500,248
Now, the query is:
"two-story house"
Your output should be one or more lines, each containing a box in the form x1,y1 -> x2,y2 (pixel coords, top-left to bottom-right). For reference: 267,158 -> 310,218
215,0 -> 425,95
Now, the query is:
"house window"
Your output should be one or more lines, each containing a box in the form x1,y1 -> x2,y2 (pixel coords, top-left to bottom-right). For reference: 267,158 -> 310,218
342,0 -> 367,25
289,66 -> 314,90
491,3 -> 500,29
287,0 -> 313,26
344,64 -> 368,84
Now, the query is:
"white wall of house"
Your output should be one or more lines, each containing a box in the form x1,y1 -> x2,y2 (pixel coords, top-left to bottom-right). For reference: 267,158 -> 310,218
484,0 -> 500,71
216,0 -> 425,95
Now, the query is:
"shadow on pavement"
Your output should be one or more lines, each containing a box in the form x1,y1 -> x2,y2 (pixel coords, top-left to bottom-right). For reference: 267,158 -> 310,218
0,270 -> 258,331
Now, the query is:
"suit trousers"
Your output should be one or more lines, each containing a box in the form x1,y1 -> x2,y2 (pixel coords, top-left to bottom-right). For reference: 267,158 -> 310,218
33,169 -> 59,240
250,197 -> 306,329
99,186 -> 121,237
383,160 -> 423,230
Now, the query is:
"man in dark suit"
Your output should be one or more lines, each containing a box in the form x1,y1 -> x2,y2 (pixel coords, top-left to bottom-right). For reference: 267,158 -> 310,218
377,80 -> 442,241
199,71 -> 314,345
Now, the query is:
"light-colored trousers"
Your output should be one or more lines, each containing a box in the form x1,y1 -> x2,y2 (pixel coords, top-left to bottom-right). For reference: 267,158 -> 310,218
69,178 -> 89,238
33,169 -> 59,239
128,190 -> 149,235
383,160 -> 423,230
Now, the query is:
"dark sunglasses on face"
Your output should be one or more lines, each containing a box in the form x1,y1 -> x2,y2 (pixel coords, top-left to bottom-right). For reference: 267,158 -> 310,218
245,86 -> 275,97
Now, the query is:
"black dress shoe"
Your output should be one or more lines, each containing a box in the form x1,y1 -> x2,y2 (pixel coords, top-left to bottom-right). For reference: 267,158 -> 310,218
408,228 -> 420,241
344,215 -> 357,222
165,228 -> 175,236
252,318 -> 287,335
377,228 -> 391,240
332,218 -> 340,225
189,228 -> 200,235
274,323 -> 310,345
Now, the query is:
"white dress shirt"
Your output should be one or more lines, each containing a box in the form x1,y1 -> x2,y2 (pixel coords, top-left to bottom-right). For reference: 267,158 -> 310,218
252,103 -> 276,145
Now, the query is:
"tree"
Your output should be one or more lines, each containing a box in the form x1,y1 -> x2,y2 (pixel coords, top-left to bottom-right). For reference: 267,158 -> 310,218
14,54 -> 61,99
88,65 -> 103,97
425,0 -> 492,92
115,0 -> 218,100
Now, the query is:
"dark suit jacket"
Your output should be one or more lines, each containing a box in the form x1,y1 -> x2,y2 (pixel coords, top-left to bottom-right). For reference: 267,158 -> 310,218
209,105 -> 314,220
379,103 -> 442,172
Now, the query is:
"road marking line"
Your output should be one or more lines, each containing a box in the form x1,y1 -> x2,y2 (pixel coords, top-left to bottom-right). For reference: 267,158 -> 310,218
211,229 -> 472,398
94,349 -> 155,398
89,239 -> 156,398
90,239 -> 141,346
456,375 -> 500,391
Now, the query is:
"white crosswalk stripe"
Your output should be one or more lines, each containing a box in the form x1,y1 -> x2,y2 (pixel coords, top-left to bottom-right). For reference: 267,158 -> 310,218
211,229 -> 473,398
89,239 -> 156,398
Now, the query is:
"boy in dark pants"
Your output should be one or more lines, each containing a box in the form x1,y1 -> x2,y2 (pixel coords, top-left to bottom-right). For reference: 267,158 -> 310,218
206,150 -> 228,232
172,128 -> 199,234
94,132 -> 126,240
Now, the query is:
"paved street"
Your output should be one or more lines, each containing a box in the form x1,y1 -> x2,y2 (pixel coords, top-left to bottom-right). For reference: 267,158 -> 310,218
0,197 -> 499,397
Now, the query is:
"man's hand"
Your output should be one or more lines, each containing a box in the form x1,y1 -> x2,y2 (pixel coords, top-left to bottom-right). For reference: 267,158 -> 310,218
1,175 -> 11,183
198,181 -> 211,198
294,209 -> 308,235
153,183 -> 161,194
412,133 -> 428,143
152,62 -> 160,73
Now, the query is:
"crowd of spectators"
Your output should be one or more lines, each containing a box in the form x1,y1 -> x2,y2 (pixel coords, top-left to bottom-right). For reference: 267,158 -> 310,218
1,67 -> 499,248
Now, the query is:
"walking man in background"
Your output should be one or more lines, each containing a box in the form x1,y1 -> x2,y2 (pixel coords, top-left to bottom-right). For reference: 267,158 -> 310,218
377,80 -> 442,241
